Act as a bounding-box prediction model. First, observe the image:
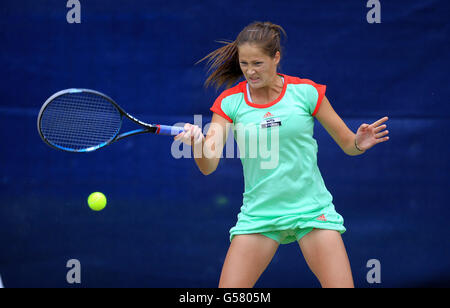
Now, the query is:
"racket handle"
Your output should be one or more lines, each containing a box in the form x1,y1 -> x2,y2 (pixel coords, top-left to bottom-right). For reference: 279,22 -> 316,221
157,125 -> 185,136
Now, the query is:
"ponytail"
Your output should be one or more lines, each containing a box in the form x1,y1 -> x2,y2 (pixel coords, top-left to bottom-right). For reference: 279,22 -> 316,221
196,40 -> 241,90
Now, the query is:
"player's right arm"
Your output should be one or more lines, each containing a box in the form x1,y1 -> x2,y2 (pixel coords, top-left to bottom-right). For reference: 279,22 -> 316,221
174,113 -> 230,175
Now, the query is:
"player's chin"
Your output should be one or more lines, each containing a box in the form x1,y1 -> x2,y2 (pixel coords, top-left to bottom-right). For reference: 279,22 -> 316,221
247,79 -> 265,89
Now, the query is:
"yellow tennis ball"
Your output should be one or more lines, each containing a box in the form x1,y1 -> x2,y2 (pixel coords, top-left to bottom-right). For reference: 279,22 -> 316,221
87,192 -> 107,211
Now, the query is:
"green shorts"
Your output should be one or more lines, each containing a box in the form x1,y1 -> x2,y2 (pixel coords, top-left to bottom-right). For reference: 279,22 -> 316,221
229,206 -> 347,245
260,227 -> 315,244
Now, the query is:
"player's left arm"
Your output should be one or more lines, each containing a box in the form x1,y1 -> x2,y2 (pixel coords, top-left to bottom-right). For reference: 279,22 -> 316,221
315,96 -> 389,156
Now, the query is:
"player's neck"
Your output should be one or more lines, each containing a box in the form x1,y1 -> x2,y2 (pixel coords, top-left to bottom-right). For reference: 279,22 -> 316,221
248,74 -> 283,104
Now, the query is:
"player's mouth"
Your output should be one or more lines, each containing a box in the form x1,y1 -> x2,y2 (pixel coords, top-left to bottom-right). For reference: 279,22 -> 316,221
248,77 -> 260,83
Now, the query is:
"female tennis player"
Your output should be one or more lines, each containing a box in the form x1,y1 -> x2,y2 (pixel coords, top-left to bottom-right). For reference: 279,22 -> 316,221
175,21 -> 389,288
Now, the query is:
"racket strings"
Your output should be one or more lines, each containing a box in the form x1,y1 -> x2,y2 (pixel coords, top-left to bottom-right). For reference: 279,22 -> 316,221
40,92 -> 122,151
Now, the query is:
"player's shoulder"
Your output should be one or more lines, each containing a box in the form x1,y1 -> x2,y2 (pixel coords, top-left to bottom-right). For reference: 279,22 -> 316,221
216,81 -> 246,102
211,81 -> 245,123
283,74 -> 322,87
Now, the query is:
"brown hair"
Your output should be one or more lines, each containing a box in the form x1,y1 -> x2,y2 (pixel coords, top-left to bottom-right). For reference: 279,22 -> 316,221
197,21 -> 287,89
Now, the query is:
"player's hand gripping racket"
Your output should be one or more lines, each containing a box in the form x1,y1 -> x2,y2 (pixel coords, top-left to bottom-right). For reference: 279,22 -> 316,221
37,89 -> 185,152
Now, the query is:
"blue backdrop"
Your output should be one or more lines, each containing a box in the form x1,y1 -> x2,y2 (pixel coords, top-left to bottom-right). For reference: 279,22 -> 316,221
0,0 -> 449,287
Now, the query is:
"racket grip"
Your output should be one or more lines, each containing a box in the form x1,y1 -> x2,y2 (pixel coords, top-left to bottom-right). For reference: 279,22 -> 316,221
157,125 -> 185,136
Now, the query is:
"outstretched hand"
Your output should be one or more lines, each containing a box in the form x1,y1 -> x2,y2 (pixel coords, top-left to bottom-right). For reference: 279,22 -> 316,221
355,116 -> 390,151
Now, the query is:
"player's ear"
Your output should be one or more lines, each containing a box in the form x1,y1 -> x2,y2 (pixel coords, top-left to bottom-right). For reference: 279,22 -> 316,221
273,51 -> 281,65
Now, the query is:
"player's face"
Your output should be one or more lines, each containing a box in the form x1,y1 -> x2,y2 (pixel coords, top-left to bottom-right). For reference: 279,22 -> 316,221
238,43 -> 280,89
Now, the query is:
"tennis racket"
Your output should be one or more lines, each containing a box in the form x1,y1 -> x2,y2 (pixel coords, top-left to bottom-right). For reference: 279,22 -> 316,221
37,88 -> 185,152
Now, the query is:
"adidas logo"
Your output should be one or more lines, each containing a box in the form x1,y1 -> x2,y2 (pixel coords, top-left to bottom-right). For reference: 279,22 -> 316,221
316,214 -> 327,221
263,112 -> 274,118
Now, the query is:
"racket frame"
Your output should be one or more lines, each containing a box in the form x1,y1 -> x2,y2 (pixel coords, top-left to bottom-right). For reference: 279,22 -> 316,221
37,88 -> 174,153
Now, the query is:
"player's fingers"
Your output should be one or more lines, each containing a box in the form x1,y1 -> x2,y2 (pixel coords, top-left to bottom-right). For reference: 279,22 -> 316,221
359,123 -> 369,131
184,129 -> 192,139
192,125 -> 202,136
193,126 -> 201,137
174,132 -> 185,141
374,124 -> 387,133
181,127 -> 192,142
194,129 -> 204,144
177,123 -> 192,141
194,132 -> 203,145
376,136 -> 390,143
371,116 -> 389,127
376,130 -> 389,139
187,125 -> 200,144
178,124 -> 202,145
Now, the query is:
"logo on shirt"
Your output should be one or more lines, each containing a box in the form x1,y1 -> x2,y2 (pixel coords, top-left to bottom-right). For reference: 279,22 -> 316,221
264,112 -> 274,118
261,112 -> 282,129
